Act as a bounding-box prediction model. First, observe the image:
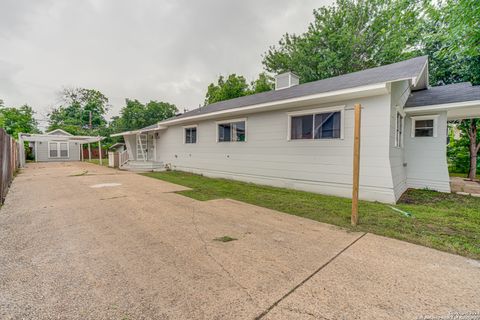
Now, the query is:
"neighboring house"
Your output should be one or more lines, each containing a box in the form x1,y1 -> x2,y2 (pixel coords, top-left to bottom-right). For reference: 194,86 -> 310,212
18,129 -> 104,166
109,142 -> 126,153
113,56 -> 480,203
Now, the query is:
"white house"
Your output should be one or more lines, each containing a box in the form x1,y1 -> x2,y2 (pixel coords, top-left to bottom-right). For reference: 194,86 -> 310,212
18,129 -> 104,166
113,56 -> 480,203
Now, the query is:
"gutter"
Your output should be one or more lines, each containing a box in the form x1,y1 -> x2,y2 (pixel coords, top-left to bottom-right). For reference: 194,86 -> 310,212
404,100 -> 480,113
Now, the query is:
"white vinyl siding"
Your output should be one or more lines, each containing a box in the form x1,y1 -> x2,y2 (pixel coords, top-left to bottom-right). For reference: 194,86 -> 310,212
156,96 -> 398,203
37,140 -> 79,162
404,112 -> 450,192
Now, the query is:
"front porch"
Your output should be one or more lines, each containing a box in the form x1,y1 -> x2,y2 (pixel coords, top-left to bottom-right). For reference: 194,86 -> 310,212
111,123 -> 166,172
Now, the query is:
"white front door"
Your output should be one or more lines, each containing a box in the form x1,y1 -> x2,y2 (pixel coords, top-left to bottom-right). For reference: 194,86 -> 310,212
147,133 -> 155,161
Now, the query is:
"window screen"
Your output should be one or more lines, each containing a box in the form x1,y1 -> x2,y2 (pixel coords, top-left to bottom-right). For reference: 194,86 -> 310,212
232,121 -> 246,142
291,115 -> 313,139
291,111 -> 341,140
185,127 -> 197,144
314,112 -> 341,139
414,119 -> 434,137
218,121 -> 246,142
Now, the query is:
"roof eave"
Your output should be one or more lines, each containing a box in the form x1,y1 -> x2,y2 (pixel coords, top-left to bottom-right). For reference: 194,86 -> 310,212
159,82 -> 390,127
110,125 -> 166,137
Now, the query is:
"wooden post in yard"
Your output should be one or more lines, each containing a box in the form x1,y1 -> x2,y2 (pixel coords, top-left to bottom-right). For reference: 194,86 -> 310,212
351,104 -> 361,226
88,143 -> 91,161
98,140 -> 103,166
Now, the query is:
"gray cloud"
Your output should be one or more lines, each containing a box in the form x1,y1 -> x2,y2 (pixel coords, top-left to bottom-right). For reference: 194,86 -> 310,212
0,0 -> 333,128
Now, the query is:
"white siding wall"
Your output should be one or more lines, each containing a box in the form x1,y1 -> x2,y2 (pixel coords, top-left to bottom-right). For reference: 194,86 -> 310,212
404,112 -> 451,192
36,141 -> 80,162
388,81 -> 410,200
156,95 -> 398,203
124,135 -> 137,160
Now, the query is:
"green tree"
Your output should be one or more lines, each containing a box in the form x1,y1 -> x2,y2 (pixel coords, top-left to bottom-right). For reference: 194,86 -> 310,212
205,74 -> 250,105
48,88 -> 109,135
204,73 -> 274,104
423,0 -> 480,85
251,72 -> 274,94
263,0 -> 423,82
110,99 -> 177,133
0,104 -> 39,138
429,0 -> 480,179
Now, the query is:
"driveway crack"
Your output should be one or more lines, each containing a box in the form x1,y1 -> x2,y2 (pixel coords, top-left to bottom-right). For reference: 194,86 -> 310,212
254,232 -> 367,320
190,206 -> 259,307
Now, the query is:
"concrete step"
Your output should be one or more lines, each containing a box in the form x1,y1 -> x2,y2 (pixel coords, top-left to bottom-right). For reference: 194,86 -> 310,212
120,161 -> 165,172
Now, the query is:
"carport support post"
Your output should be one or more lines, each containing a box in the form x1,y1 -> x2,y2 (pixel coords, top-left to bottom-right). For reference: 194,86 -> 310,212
88,143 -> 91,161
351,103 -> 361,226
98,140 -> 103,166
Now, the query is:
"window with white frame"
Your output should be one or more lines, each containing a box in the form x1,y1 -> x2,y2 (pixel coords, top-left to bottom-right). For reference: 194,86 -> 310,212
217,119 -> 246,142
411,116 -> 438,137
49,141 -> 69,158
184,126 -> 197,144
289,107 -> 343,140
395,112 -> 404,147
49,142 -> 58,158
59,142 -> 68,157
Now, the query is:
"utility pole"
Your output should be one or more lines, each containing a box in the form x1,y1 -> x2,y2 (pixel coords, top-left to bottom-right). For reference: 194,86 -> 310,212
89,111 -> 92,130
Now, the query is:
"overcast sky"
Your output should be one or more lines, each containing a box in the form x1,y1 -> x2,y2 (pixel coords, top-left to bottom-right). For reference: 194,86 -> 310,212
0,0 -> 333,128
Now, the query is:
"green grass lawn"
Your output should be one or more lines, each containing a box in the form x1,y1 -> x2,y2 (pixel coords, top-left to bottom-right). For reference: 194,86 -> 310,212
142,171 -> 480,259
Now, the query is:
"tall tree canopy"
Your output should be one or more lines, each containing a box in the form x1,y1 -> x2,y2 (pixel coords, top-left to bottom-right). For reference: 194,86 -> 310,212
263,0 -> 423,83
48,88 -> 109,135
110,99 -> 177,133
0,104 -> 39,138
204,73 -> 273,105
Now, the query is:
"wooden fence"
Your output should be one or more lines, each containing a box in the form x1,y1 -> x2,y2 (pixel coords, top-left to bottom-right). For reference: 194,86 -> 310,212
0,129 -> 19,204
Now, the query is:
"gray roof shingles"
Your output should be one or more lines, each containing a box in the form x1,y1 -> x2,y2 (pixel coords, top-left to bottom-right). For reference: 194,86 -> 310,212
162,55 -> 428,123
405,82 -> 480,108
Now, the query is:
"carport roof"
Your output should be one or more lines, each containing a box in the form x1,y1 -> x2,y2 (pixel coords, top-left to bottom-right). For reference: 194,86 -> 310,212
19,132 -> 104,143
405,82 -> 480,108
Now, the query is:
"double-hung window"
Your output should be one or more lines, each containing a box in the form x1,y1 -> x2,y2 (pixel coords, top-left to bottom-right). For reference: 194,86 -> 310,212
395,112 -> 404,147
49,142 -> 69,158
184,126 -> 197,144
49,142 -> 58,158
289,107 -> 344,140
217,119 -> 246,142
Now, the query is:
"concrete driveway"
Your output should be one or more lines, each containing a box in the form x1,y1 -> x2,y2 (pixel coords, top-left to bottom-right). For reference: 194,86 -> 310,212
0,162 -> 479,319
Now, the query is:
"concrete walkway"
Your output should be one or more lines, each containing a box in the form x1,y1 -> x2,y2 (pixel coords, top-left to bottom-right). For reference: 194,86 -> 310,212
0,162 -> 479,320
